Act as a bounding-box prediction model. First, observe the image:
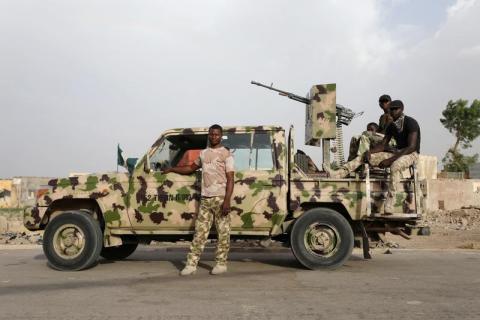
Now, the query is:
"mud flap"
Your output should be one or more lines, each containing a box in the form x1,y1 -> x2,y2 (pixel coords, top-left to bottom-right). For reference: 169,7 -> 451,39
359,222 -> 372,259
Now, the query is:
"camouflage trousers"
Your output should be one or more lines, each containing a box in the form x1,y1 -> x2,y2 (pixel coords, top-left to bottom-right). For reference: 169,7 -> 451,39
186,196 -> 231,267
338,152 -> 419,211
348,131 -> 391,161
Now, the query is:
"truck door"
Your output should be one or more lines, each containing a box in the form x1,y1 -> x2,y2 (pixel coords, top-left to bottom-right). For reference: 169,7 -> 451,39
225,129 -> 287,233
128,133 -> 206,231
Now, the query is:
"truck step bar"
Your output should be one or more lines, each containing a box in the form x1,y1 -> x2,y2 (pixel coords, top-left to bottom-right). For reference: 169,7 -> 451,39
369,213 -> 420,220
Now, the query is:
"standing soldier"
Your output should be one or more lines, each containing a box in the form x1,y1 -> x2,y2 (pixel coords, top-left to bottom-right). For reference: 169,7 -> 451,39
163,124 -> 235,275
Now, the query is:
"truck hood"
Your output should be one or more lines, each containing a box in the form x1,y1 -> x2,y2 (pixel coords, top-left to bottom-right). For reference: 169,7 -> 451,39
36,172 -> 130,207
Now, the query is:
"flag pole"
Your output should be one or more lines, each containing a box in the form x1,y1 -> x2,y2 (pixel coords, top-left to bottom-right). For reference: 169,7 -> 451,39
117,143 -> 119,173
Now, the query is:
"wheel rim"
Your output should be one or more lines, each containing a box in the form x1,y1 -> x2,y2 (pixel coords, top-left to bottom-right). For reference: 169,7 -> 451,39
52,224 -> 86,260
304,222 -> 341,258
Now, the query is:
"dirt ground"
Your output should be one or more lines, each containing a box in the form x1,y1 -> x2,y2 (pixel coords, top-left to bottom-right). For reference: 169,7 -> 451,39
388,206 -> 480,250
1,207 -> 480,250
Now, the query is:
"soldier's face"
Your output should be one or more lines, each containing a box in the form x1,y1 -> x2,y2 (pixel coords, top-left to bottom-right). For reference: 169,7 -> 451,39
367,125 -> 377,133
208,129 -> 222,147
379,100 -> 390,112
390,106 -> 403,120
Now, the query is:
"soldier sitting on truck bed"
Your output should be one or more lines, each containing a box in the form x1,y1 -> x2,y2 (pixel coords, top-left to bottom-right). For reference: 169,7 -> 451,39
348,94 -> 394,161
378,94 -> 393,133
324,100 -> 421,214
348,122 -> 384,161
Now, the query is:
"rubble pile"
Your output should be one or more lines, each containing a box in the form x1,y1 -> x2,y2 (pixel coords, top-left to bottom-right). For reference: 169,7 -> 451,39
423,206 -> 480,231
0,231 -> 42,245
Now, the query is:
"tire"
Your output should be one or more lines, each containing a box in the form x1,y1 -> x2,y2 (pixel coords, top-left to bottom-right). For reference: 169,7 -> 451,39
100,242 -> 138,260
290,208 -> 354,270
43,211 -> 103,271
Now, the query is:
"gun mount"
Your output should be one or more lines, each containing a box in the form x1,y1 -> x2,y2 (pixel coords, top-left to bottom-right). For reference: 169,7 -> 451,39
251,81 -> 363,127
251,80 -> 363,164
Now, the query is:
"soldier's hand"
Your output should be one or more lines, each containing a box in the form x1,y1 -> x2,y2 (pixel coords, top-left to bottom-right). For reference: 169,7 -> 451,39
221,201 -> 231,216
363,151 -> 371,164
379,158 -> 394,168
161,168 -> 171,174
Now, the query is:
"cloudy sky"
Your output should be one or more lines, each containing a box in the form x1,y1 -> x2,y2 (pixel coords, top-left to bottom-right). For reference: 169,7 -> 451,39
1,0 -> 479,178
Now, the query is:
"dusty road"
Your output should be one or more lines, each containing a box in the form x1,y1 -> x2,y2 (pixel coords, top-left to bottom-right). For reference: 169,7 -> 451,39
0,246 -> 479,320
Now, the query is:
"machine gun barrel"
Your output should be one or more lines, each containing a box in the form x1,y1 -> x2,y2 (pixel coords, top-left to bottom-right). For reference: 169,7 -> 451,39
251,81 -> 310,104
251,80 -> 363,127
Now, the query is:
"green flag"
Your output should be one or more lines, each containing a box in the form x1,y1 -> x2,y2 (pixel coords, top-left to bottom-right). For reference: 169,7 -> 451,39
117,144 -> 125,167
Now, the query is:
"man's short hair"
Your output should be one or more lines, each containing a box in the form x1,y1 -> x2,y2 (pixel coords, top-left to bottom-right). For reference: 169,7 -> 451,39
379,94 -> 391,103
209,124 -> 223,133
367,122 -> 379,130
390,100 -> 404,109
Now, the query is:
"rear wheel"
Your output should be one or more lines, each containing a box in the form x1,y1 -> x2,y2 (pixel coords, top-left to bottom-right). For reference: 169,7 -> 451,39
290,208 -> 354,269
43,211 -> 103,271
100,242 -> 138,260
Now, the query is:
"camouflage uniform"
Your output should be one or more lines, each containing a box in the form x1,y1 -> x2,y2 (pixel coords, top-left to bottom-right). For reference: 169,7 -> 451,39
348,131 -> 385,161
186,196 -> 231,267
185,146 -> 234,267
330,151 -> 419,212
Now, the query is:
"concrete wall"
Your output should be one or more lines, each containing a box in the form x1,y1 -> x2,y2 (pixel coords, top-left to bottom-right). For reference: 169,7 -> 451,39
470,163 -> 480,179
0,180 -> 14,208
426,179 -> 480,211
417,155 -> 438,180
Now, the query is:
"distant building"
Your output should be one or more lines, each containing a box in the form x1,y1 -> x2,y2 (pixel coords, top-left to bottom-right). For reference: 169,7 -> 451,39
0,177 -> 53,208
0,179 -> 14,208
469,163 -> 480,179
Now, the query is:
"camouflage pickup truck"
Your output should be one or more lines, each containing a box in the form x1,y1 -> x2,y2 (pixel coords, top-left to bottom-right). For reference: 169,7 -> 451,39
24,83 -> 425,271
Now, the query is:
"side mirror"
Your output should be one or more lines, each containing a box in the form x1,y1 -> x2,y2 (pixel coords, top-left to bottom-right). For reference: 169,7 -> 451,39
144,154 -> 152,174
126,158 -> 138,175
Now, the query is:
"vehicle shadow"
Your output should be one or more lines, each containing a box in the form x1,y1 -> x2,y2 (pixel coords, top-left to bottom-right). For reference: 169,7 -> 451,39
129,246 -> 304,270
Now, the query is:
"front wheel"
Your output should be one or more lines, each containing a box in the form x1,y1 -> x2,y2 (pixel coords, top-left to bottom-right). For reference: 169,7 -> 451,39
100,242 -> 138,260
43,211 -> 103,271
290,208 -> 354,270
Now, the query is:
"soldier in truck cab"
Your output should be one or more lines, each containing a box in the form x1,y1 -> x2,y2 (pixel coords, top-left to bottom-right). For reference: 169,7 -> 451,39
324,100 -> 421,215
162,124 -> 235,276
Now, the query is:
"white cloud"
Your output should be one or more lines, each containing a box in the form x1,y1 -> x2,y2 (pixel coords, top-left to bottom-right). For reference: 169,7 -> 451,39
459,44 -> 480,57
447,0 -> 477,16
0,0 -> 478,177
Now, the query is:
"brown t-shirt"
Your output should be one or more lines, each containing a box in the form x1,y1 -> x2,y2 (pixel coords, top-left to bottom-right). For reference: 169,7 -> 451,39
194,146 -> 234,197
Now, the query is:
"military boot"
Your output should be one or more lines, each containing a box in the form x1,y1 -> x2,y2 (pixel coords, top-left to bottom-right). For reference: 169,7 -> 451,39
322,164 -> 348,179
211,264 -> 227,275
384,195 -> 394,215
180,265 -> 197,276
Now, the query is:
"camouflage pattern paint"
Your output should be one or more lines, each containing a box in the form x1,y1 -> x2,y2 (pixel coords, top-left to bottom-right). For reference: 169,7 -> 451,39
289,164 -> 419,219
23,124 -> 421,247
24,126 -> 289,244
186,196 -> 231,267
305,84 -> 337,146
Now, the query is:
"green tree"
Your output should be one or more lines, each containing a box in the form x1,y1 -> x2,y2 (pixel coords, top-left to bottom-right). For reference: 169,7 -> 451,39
440,99 -> 480,172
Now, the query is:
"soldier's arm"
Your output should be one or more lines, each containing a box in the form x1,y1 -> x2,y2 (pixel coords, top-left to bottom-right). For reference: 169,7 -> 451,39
370,134 -> 392,154
364,134 -> 392,164
163,163 -> 200,175
391,131 -> 418,159
222,171 -> 234,216
378,131 -> 418,168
